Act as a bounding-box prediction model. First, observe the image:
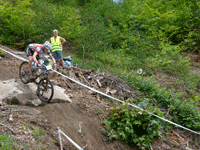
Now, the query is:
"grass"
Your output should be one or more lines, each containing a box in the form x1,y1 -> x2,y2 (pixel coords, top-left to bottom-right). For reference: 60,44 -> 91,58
32,128 -> 42,140
0,50 -> 7,57
0,134 -> 18,150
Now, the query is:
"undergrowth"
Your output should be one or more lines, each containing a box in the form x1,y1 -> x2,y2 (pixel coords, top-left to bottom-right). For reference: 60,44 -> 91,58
123,72 -> 200,130
0,134 -> 18,150
0,50 -> 7,57
73,54 -> 200,149
73,54 -> 200,131
103,104 -> 162,149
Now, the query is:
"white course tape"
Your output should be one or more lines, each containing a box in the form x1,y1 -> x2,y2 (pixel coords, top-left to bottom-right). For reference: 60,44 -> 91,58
53,70 -> 200,135
0,47 -> 28,62
1,47 -> 200,135
58,128 -> 83,150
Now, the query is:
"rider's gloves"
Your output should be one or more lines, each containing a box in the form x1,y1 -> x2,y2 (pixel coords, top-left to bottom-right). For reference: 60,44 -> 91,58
37,63 -> 41,67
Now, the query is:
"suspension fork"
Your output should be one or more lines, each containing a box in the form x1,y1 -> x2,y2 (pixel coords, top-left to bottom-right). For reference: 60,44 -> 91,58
43,77 -> 49,91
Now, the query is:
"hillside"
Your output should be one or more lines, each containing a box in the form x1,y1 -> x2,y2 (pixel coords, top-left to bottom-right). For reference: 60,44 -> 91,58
1,0 -> 200,149
0,45 -> 200,150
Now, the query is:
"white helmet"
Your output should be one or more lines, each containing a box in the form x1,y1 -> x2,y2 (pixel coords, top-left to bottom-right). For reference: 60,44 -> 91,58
43,41 -> 51,50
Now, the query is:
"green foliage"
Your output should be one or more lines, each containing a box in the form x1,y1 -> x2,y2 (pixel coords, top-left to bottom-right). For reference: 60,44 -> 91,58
21,126 -> 25,131
124,72 -> 200,130
0,50 -> 7,57
32,128 -> 42,139
147,41 -> 190,74
0,134 -> 17,150
1,0 -> 196,74
0,0 -> 35,48
0,0 -> 82,49
60,8 -> 82,40
77,0 -> 193,74
103,104 -> 162,149
32,1 -> 82,41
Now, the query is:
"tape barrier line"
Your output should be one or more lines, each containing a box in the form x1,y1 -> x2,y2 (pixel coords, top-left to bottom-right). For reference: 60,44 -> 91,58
58,127 -> 83,150
0,47 -> 28,62
52,69 -> 200,135
1,47 -> 200,135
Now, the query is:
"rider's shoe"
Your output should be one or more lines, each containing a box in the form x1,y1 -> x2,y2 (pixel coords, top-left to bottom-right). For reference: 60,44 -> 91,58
35,71 -> 41,76
57,69 -> 60,72
35,78 -> 40,83
29,74 -> 35,79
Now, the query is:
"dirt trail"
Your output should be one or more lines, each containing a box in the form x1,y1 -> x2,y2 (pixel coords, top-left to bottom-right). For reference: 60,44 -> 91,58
0,46 -> 133,150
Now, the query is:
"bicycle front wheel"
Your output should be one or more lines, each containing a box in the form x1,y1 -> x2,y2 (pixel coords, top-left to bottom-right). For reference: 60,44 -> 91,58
19,61 -> 30,84
37,78 -> 54,102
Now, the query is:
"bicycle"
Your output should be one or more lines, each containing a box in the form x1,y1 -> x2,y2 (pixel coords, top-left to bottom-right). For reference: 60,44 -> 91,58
19,61 -> 54,102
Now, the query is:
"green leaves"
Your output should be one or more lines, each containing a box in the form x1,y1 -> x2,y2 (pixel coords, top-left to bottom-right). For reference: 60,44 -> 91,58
147,41 -> 190,74
0,134 -> 17,149
0,0 -> 83,49
124,73 -> 200,131
103,104 -> 162,149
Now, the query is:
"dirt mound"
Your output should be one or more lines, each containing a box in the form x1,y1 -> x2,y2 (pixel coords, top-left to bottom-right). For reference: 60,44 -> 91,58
50,67 -> 136,101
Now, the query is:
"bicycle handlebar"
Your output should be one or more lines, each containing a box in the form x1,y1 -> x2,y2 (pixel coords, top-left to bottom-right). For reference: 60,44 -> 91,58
33,63 -> 56,71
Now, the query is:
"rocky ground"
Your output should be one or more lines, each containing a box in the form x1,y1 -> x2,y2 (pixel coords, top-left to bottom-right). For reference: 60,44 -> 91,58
0,45 -> 200,150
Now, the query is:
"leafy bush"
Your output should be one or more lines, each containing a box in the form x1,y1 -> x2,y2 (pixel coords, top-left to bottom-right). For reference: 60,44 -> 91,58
124,73 -> 200,130
0,0 -> 35,48
60,8 -> 82,40
0,50 -> 7,57
147,41 -> 190,74
0,0 -> 82,49
103,104 -> 162,149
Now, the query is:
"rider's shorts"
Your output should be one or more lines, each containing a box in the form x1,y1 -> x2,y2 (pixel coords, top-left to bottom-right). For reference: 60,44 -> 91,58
26,46 -> 40,60
52,50 -> 63,61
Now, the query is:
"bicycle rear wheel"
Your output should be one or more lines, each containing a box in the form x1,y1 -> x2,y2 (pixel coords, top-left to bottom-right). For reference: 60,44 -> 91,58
37,78 -> 54,102
19,61 -> 30,84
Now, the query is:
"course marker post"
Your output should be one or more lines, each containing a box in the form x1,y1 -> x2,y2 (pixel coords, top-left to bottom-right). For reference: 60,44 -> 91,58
58,127 -> 63,150
58,127 -> 83,150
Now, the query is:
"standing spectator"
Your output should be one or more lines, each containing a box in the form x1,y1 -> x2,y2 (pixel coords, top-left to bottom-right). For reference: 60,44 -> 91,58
49,29 -> 67,72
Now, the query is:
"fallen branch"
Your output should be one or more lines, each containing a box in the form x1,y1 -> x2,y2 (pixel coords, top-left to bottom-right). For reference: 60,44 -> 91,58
96,79 -> 102,87
78,70 -> 90,85
5,109 -> 29,112
96,94 -> 101,103
117,85 -> 135,96
78,122 -> 83,133
0,123 -> 16,134
0,114 -> 26,118
150,144 -> 153,150
87,105 -> 105,114
166,107 -> 172,116
164,137 -> 193,150
82,144 -> 88,150
172,131 -> 185,144
1,105 -> 18,108
65,79 -> 73,89
92,73 -> 104,78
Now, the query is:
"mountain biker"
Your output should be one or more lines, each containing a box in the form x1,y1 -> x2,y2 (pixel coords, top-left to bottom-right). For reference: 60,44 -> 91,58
48,29 -> 67,72
26,41 -> 56,79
